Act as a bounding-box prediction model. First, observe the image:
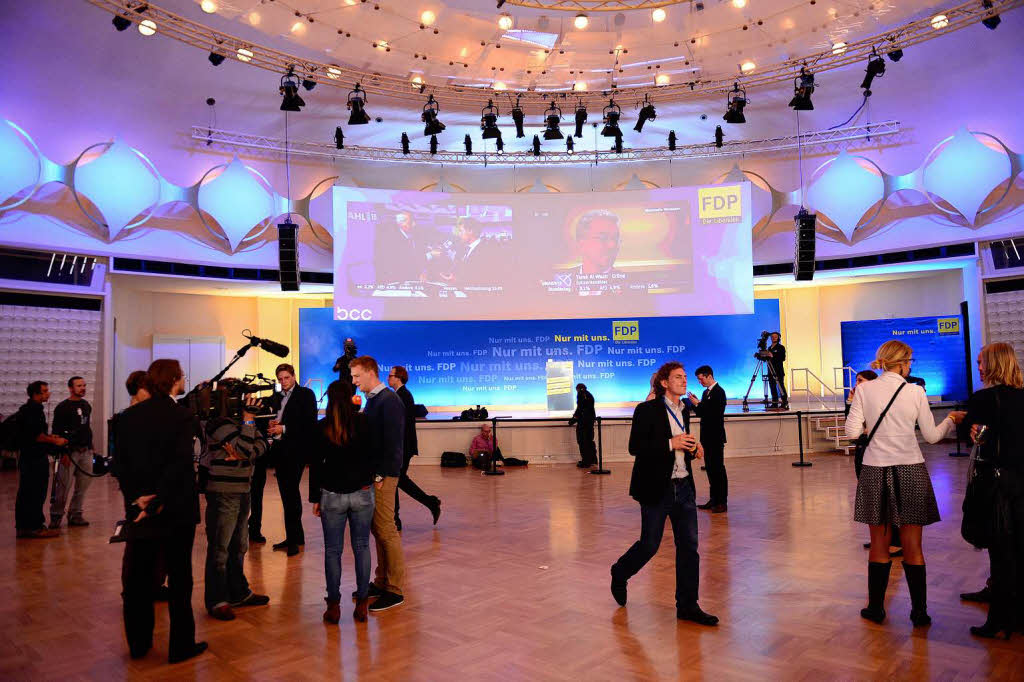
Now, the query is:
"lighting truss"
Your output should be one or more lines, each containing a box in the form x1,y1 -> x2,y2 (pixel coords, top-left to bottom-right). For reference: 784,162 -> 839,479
191,120 -> 901,165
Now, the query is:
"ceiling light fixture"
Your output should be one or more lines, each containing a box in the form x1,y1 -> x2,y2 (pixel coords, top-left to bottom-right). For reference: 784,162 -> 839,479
860,48 -> 886,95
401,132 -> 410,154
566,137 -> 574,154
532,135 -> 541,156
498,13 -> 513,30
208,51 -> 225,66
634,94 -> 656,133
574,13 -> 589,30
831,41 -> 847,55
481,99 -> 501,139
464,134 -> 473,155
236,47 -> 253,62
789,67 -> 815,110
715,125 -> 724,148
741,60 -> 756,73
723,82 -> 747,123
652,8 -> 667,22
573,81 -> 587,92
493,81 -> 508,91
574,99 -> 587,138
655,73 -> 670,86
200,0 -> 218,13
279,67 -> 305,112
981,0 -> 1001,29
732,0 -> 747,8
430,135 -> 438,155
347,83 -> 370,124
335,127 -> 345,150
930,14 -> 948,29
138,18 -> 157,36
668,130 -> 676,151
543,102 -> 564,140
511,96 -> 525,138
422,94 -> 446,136
601,99 -> 622,138
420,10 -> 436,26
327,66 -> 342,79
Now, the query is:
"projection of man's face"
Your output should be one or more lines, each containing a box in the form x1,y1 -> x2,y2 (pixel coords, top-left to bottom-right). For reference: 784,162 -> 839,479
579,216 -> 620,274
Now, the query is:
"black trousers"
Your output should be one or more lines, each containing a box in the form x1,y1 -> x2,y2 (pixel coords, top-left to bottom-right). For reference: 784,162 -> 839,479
768,364 -> 788,404
15,454 -> 50,531
987,483 -> 1024,625
121,524 -> 196,660
395,454 -> 434,521
275,447 -> 305,545
248,456 -> 267,537
702,440 -> 728,505
576,422 -> 597,465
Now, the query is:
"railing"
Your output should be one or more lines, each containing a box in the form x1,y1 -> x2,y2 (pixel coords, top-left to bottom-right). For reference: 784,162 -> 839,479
790,368 -> 843,412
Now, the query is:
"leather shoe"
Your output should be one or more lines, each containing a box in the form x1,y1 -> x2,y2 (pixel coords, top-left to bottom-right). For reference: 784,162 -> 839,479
168,641 -> 208,664
576,461 -> 592,468
208,604 -> 235,621
960,586 -> 991,603
677,604 -> 719,626
249,533 -> 267,544
231,592 -> 270,608
324,599 -> 341,624
272,540 -> 290,551
697,501 -> 714,510
711,504 -> 728,514
353,583 -> 384,600
286,544 -> 300,557
611,575 -> 627,606
431,497 -> 442,525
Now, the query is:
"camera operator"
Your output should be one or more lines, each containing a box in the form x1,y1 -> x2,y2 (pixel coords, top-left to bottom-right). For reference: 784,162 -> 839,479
116,359 -> 207,664
765,332 -> 789,410
199,391 -> 271,621
333,338 -> 358,386
49,376 -> 94,529
14,381 -> 68,539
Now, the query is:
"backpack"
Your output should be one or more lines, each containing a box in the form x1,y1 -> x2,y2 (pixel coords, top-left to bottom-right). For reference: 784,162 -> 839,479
440,451 -> 467,467
0,412 -> 19,452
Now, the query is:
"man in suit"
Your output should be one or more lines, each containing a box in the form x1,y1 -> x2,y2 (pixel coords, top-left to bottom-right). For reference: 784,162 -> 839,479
688,365 -> 728,513
568,383 -> 597,468
610,361 -> 719,626
374,211 -> 427,284
115,359 -> 207,664
450,217 -> 501,287
351,355 -> 407,612
266,363 -> 318,557
766,332 -> 789,409
388,365 -> 441,530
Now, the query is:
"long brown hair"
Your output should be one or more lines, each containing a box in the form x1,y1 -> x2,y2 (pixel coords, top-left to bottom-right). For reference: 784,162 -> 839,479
323,380 -> 357,446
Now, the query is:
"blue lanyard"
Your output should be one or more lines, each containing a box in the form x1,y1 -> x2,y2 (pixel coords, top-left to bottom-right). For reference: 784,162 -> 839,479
665,403 -> 687,433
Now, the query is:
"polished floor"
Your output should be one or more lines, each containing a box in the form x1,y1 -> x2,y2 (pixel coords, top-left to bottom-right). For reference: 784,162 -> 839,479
1,444 -> 1021,681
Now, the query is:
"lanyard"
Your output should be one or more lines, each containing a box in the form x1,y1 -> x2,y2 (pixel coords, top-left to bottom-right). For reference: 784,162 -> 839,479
665,403 -> 687,434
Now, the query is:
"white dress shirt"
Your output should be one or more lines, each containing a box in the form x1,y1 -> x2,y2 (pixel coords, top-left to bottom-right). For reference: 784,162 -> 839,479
664,396 -> 690,480
845,371 -> 955,467
274,386 -> 294,439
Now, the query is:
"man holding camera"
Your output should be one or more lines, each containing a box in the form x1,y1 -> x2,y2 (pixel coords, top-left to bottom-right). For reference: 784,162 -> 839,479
49,376 -> 94,528
766,332 -> 789,410
15,381 -> 68,539
200,394 -> 271,620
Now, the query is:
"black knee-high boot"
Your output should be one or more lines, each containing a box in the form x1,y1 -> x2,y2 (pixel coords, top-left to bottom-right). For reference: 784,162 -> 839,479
861,561 -> 891,623
904,563 -> 930,626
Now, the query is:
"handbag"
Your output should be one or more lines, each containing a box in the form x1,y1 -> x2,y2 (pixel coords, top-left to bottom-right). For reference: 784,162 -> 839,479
961,391 -> 1009,550
853,383 -> 906,477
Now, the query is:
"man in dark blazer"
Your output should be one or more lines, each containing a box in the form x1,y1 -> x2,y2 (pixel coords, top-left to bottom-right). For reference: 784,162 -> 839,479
688,365 -> 728,512
388,365 -> 441,530
568,383 -> 597,468
266,363 -> 318,556
610,361 -> 718,626
766,332 -> 789,409
374,211 -> 426,284
114,359 -> 207,664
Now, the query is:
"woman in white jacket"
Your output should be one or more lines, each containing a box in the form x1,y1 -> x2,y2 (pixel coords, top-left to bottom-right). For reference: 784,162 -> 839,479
845,340 -> 964,626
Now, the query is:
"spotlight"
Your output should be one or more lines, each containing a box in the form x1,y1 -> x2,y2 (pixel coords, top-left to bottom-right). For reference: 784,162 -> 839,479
613,134 -> 623,154
430,134 -> 438,155
279,68 -> 305,112
860,49 -> 886,95
694,1 -> 704,10
112,2 -> 147,32
464,135 -> 473,155
634,94 -> 656,133
574,100 -> 587,138
601,99 -> 622,138
789,68 -> 814,111
401,132 -> 410,154
887,48 -> 903,62
347,83 -> 370,124
574,13 -> 589,29
714,125 -> 724,148
668,130 -> 676,151
422,94 -> 446,136
335,127 -> 345,149
566,137 -> 574,154
723,82 -> 747,123
481,99 -> 501,139
982,0 -> 1001,29
543,102 -> 564,140
302,78 -> 317,92
495,132 -> 505,153
497,0 -> 506,7
208,51 -> 226,66
498,13 -> 513,30
532,135 -> 541,156
511,96 -> 525,138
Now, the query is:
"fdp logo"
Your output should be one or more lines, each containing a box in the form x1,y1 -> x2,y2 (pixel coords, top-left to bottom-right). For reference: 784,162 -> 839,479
335,307 -> 374,321
937,317 -> 960,335
698,185 -> 743,224
613,320 -> 639,341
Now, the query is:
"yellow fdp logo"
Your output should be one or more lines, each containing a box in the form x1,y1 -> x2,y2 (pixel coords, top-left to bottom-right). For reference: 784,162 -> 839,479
937,317 -> 960,335
698,185 -> 743,224
613,320 -> 639,341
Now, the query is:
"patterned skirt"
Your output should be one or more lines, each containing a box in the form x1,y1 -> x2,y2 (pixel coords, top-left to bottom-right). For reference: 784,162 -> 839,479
854,463 -> 941,526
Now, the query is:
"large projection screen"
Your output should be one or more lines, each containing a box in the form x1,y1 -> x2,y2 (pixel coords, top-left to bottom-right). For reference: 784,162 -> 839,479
332,183 -> 753,321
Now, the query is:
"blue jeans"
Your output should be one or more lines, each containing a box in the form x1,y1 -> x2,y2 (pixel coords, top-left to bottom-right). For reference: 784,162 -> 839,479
320,487 -> 375,602
204,492 -> 251,609
611,477 -> 700,609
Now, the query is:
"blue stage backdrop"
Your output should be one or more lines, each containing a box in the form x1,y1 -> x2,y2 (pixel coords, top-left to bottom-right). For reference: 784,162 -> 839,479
299,299 -> 780,411
840,315 -> 968,401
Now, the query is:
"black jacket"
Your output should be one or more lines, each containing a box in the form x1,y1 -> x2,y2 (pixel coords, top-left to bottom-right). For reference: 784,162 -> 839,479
396,384 -> 419,459
16,400 -> 49,458
961,385 -> 1024,474
572,389 -> 596,426
268,385 -> 318,459
52,398 -> 93,450
112,395 -> 199,539
691,383 -> 727,445
627,397 -> 693,505
768,342 -> 786,375
363,386 -> 405,477
308,414 -> 374,501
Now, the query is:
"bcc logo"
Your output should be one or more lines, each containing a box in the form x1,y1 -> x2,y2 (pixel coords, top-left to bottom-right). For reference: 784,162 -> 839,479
336,308 -> 374,321
613,320 -> 639,341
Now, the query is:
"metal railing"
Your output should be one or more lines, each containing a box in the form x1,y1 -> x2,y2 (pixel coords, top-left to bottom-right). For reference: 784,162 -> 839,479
790,367 -> 843,412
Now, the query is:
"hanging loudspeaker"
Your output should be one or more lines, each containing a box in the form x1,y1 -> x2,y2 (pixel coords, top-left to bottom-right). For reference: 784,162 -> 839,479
278,221 -> 300,291
793,209 -> 816,281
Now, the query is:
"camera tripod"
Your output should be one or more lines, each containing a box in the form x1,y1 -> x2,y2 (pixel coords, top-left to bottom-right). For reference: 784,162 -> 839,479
741,353 -> 786,412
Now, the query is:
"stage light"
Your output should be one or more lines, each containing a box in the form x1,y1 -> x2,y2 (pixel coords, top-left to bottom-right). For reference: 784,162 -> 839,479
113,3 -> 149,32
279,68 -> 305,112
302,78 -> 317,92
715,125 -> 724,148
634,95 -> 656,133
613,135 -> 623,154
335,127 -> 345,149
498,13 -> 513,30
495,132 -> 504,153
511,97 -> 525,138
887,48 -> 903,62
290,21 -> 306,36
237,47 -> 253,62
860,49 -> 885,94
481,99 -> 501,139
723,82 -> 747,123
112,15 -> 131,31
420,10 -> 436,26
831,41 -> 846,55
347,83 -> 370,124
138,19 -> 157,36
201,0 -> 218,13
532,135 -> 541,156
601,99 -> 622,138
982,0 -> 1001,29
732,0 -> 746,7
789,68 -> 814,111
574,100 -> 587,137
401,132 -> 410,154
411,75 -> 424,92
543,102 -> 564,140
652,8 -> 666,22
208,51 -> 225,66
422,94 -> 445,136
573,81 -> 587,92
430,135 -> 438,155
741,60 -> 756,73
493,81 -> 507,91
655,73 -> 670,86
668,130 -> 676,151
327,66 -> 342,79
931,14 -> 948,29
464,134 -> 473,155
574,13 -> 589,29
566,137 -> 574,154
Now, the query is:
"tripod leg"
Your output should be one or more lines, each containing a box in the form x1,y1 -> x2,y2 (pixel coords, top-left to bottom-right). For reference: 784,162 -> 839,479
742,359 -> 765,411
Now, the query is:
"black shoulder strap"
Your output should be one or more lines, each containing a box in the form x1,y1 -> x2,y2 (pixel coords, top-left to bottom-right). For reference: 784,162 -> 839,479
863,382 -> 907,447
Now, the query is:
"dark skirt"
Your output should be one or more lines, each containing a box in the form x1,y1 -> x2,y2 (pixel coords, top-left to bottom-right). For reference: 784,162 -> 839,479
854,463 -> 941,526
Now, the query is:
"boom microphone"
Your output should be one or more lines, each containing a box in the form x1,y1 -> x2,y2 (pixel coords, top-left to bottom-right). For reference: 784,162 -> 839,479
242,331 -> 290,357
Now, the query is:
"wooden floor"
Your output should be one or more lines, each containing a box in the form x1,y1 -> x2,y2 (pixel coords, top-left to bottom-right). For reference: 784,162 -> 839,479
2,444 -> 1022,681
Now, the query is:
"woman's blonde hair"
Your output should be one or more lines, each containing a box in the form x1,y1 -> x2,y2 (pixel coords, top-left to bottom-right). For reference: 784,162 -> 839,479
981,342 -> 1023,388
870,340 -> 912,372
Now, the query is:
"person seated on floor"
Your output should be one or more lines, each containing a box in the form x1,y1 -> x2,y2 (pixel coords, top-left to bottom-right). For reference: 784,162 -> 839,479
469,423 -> 504,470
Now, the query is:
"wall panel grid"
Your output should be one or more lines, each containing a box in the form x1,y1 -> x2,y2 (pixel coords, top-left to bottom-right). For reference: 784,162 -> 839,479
984,290 -> 1024,368
0,305 -> 101,422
